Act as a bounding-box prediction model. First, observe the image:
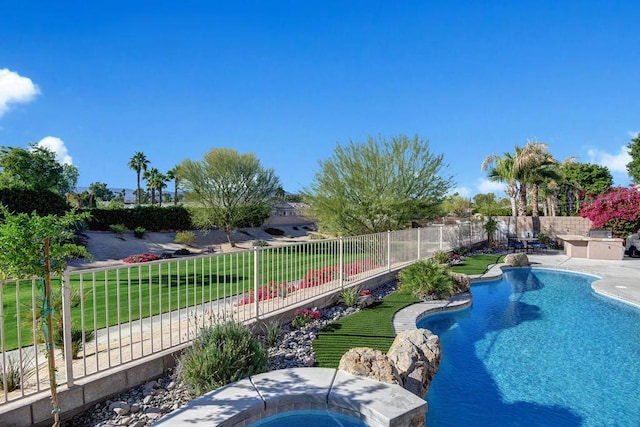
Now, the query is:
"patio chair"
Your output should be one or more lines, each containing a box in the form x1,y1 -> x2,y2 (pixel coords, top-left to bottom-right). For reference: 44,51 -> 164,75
529,241 -> 548,254
507,238 -> 525,253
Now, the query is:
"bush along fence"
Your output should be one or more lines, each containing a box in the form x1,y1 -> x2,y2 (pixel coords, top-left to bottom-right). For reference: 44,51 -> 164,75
0,222 -> 485,409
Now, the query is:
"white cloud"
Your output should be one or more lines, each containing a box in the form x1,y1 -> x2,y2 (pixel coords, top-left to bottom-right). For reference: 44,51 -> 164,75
36,136 -> 73,165
627,130 -> 639,139
587,145 -> 630,173
0,68 -> 40,118
477,178 -> 506,194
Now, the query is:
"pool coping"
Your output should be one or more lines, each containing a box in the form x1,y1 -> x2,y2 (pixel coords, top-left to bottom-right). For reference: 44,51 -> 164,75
153,367 -> 427,427
394,258 -> 640,334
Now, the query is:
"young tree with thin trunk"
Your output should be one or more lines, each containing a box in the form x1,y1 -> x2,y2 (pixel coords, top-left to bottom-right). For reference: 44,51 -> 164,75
0,207 -> 89,427
180,148 -> 281,246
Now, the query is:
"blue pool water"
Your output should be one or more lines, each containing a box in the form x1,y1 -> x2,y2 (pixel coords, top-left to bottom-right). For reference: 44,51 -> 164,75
249,410 -> 368,427
418,268 -> 640,426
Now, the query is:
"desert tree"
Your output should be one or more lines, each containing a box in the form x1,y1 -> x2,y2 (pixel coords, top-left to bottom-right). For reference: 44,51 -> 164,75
626,132 -> 640,184
0,144 -> 78,194
0,207 -> 89,426
303,134 -> 453,236
128,152 -> 149,205
180,148 -> 281,246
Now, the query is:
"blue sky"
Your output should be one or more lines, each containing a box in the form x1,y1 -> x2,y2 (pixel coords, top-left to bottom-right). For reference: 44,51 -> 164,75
1,1 -> 639,197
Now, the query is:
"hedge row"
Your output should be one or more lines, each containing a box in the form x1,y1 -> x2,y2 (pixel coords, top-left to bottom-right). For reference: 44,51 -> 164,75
81,206 -> 193,231
0,188 -> 69,216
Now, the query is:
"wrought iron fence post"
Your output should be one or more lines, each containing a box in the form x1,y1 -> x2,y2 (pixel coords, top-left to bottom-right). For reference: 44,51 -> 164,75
62,269 -> 74,387
387,230 -> 391,272
339,236 -> 344,289
417,228 -> 421,260
253,246 -> 260,322
439,225 -> 443,250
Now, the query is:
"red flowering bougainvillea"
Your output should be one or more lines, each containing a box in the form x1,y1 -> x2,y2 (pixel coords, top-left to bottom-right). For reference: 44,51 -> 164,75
579,185 -> 640,237
123,253 -> 161,263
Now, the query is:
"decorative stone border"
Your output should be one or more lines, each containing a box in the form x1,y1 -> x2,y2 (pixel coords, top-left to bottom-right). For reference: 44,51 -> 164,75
154,367 -> 426,427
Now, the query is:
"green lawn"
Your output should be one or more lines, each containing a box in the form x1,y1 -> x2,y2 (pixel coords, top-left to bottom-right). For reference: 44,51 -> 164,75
450,253 -> 504,275
2,247 -> 374,350
313,292 -> 419,368
313,253 -> 504,368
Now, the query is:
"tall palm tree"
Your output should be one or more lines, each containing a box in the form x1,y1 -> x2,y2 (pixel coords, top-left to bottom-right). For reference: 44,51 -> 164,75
514,142 -> 560,217
153,171 -> 168,207
166,165 -> 182,205
143,168 -> 162,205
128,152 -> 149,205
481,152 -> 519,217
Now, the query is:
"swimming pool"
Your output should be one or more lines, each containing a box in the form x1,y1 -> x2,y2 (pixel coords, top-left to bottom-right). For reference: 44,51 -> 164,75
249,409 -> 368,427
418,268 -> 640,426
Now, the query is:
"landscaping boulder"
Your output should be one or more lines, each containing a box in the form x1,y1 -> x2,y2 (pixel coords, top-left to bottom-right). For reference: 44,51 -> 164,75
387,329 -> 441,398
450,272 -> 471,293
504,252 -> 529,267
357,294 -> 375,308
338,347 -> 401,385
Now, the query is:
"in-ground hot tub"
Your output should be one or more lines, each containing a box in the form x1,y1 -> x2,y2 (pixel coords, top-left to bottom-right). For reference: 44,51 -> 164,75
154,367 -> 426,427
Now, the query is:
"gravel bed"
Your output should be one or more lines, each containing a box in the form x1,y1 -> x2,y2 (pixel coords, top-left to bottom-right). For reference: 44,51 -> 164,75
63,282 -> 397,427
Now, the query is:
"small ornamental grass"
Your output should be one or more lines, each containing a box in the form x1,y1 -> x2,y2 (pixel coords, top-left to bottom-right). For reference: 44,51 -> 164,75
338,287 -> 359,307
398,259 -> 454,299
178,321 -> 267,397
0,353 -> 35,391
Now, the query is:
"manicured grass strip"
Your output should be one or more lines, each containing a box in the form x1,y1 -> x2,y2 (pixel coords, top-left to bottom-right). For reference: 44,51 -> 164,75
313,292 -> 419,368
450,254 -> 505,275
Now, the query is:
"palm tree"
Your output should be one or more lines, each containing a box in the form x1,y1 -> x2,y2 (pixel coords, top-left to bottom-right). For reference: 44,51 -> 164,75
481,152 -> 519,217
514,142 -> 560,217
128,152 -> 150,205
143,168 -> 162,205
153,171 -> 168,207
166,165 -> 182,205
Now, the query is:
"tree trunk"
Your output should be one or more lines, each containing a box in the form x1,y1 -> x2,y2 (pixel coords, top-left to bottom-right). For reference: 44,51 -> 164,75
225,227 -> 236,247
531,184 -> 540,217
136,172 -> 141,205
518,184 -> 527,216
174,181 -> 178,205
510,197 -> 518,217
43,238 -> 61,427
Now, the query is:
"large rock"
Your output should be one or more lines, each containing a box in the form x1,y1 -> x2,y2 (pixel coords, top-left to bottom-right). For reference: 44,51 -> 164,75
450,272 -> 471,293
504,252 -> 529,267
386,329 -> 441,398
338,347 -> 401,385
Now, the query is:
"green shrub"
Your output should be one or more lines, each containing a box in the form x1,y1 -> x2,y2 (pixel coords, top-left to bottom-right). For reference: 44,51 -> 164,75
339,287 -> 359,307
178,321 -> 267,397
398,260 -> 454,299
133,226 -> 146,239
261,319 -> 281,348
432,250 -> 449,264
54,325 -> 95,359
174,231 -> 197,246
82,205 -> 193,231
252,239 -> 269,247
0,188 -> 69,216
110,223 -> 127,238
